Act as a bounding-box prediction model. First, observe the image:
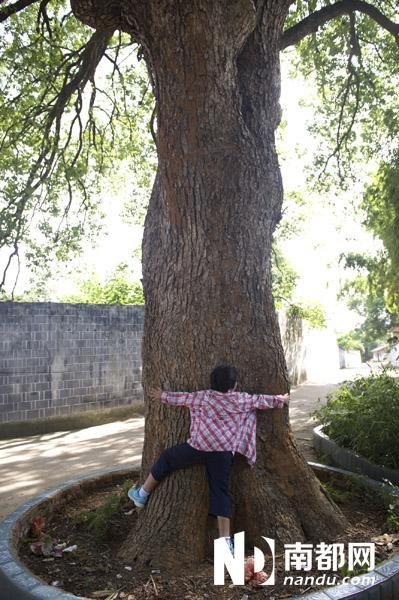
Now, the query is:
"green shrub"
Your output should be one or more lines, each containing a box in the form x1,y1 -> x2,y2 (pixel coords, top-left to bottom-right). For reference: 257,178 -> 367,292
62,264 -> 144,305
337,333 -> 364,353
287,302 -> 327,329
378,482 -> 399,532
320,482 -> 354,504
85,494 -> 121,540
314,373 -> 399,469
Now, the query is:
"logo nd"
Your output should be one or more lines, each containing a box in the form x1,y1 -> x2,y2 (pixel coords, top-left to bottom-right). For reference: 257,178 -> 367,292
214,531 -> 275,585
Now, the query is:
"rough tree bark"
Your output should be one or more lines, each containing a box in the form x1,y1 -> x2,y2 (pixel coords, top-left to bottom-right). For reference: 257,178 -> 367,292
71,0 -> 348,570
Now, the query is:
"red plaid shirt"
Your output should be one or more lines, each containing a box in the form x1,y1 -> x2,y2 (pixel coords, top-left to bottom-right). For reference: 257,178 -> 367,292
160,389 -> 285,466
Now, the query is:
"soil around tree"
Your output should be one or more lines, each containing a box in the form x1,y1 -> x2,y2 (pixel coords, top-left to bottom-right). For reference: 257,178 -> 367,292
18,472 -> 399,600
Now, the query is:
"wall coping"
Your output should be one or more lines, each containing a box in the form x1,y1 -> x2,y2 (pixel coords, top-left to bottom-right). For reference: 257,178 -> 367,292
0,302 -> 144,308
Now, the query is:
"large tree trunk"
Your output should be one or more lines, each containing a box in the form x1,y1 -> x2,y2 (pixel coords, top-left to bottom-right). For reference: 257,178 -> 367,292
72,0 -> 348,571
118,0 -> 348,569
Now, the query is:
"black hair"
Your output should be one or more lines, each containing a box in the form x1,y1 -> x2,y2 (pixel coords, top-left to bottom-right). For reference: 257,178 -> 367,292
210,365 -> 237,393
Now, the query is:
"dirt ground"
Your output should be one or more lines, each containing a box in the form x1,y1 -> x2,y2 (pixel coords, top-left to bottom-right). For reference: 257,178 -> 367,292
18,467 -> 398,600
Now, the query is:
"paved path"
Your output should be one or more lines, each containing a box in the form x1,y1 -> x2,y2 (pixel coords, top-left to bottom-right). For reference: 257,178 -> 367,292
288,366 -> 369,461
0,367 -> 370,521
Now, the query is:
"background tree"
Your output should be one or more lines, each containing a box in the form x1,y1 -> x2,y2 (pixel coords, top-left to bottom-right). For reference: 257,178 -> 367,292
1,0 -> 399,570
361,153 -> 399,315
291,0 -> 399,188
61,263 -> 145,304
339,270 -> 395,358
338,153 -> 399,358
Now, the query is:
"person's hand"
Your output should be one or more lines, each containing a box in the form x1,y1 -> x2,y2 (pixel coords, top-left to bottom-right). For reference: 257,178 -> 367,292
277,393 -> 290,405
148,387 -> 163,401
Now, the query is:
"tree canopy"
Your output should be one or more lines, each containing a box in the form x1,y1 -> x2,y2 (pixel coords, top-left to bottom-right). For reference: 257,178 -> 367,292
0,1 -> 155,293
338,151 -> 399,352
339,272 -> 394,357
61,262 -> 145,304
0,0 -> 398,296
360,153 -> 399,315
2,0 -> 399,574
287,0 -> 399,187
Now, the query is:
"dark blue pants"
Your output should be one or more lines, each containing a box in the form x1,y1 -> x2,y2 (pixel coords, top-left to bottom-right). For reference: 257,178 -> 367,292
151,442 -> 233,518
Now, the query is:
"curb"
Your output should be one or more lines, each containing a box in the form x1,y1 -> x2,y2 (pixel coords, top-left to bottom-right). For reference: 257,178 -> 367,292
0,463 -> 141,600
294,462 -> 399,600
0,462 -> 399,599
313,424 -> 399,486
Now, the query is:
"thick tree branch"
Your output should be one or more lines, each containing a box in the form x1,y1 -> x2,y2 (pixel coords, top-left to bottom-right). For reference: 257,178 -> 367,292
36,0 -> 52,37
71,0 -> 121,31
71,0 -> 148,41
0,0 -> 39,22
281,0 -> 399,49
46,28 -> 113,128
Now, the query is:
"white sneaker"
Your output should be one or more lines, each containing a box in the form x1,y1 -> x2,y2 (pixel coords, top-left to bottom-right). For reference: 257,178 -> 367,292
224,536 -> 234,554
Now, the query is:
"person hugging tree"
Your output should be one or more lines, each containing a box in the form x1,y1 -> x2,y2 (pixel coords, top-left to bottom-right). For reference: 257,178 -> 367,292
128,365 -> 290,552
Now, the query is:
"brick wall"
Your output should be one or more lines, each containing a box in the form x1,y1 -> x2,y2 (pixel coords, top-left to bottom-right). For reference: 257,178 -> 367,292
0,303 -> 144,423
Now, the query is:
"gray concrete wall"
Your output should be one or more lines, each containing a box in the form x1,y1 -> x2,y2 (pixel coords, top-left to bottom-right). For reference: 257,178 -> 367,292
0,301 -> 337,424
279,311 -> 340,386
0,303 -> 144,423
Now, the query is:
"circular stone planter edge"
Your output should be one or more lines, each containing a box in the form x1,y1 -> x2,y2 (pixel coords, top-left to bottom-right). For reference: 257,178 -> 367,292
313,424 -> 399,486
293,462 -> 399,600
0,463 -> 141,600
1,461 -> 399,600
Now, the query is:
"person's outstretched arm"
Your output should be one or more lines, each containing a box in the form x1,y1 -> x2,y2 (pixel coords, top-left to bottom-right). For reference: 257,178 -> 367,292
148,387 -> 205,408
239,392 -> 290,411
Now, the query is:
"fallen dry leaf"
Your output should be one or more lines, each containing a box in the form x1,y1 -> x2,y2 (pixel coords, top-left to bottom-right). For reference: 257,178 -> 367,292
371,533 -> 399,545
90,591 -> 114,599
